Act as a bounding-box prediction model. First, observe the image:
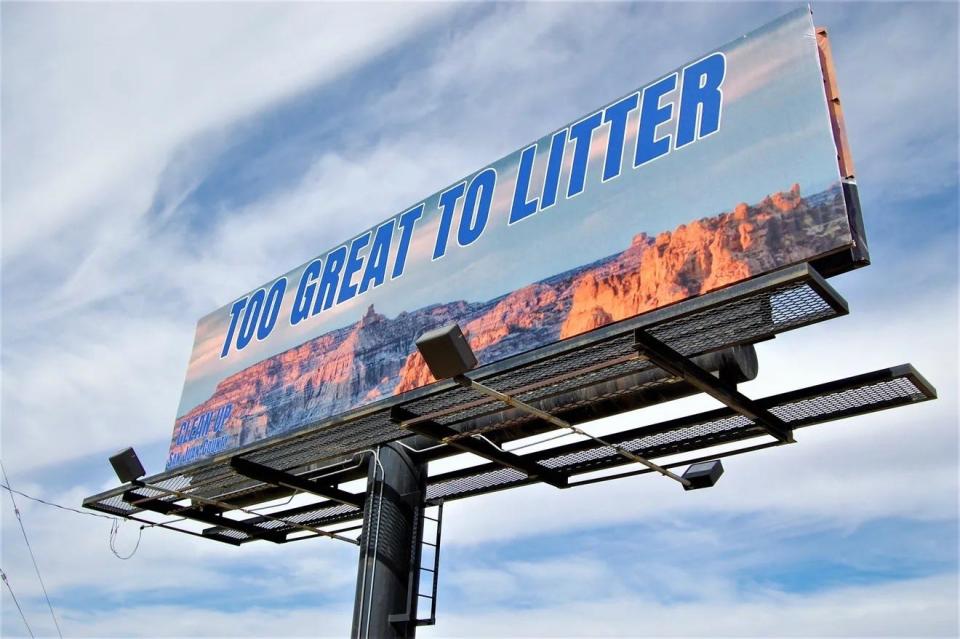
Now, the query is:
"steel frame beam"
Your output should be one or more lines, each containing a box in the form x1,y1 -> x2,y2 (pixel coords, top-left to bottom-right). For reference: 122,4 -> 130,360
633,328 -> 795,443
122,491 -> 287,543
230,456 -> 364,508
178,364 -> 934,544
391,406 -> 567,488
420,364 -> 934,504
122,513 -> 244,546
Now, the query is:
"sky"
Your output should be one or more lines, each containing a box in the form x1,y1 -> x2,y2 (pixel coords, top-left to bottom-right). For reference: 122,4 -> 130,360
1,2 -> 957,638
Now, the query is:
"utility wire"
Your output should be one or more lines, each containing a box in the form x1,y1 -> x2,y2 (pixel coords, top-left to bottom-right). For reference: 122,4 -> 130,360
0,461 -> 63,639
0,483 -> 116,521
108,519 -> 143,560
1,480 -> 148,560
1,567 -> 35,638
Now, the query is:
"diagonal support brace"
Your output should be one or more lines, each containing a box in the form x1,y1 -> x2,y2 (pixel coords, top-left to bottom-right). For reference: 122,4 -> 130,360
443,376 -> 691,488
122,491 -> 287,543
633,328 -> 794,443
230,457 -> 365,508
391,407 -> 568,488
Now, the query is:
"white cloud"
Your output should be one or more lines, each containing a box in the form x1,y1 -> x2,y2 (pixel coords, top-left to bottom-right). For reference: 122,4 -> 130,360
430,573 -> 958,637
1,2 -> 451,262
1,3 -> 450,472
15,604 -> 352,639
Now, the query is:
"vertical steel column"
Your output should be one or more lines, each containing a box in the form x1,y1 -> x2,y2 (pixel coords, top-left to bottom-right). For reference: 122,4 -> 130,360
351,442 -> 427,638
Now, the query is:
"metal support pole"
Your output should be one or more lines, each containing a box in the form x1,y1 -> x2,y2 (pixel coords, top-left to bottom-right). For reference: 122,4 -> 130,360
351,443 -> 427,639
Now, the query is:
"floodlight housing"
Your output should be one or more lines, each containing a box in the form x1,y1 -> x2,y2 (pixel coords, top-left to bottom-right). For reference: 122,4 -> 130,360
109,447 -> 145,484
415,323 -> 477,380
681,459 -> 723,491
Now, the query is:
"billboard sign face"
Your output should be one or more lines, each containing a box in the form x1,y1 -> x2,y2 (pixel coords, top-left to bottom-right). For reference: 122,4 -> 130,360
167,8 -> 855,469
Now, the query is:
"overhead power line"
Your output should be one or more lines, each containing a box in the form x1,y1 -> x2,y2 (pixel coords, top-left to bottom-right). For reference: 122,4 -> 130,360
1,567 -> 35,638
0,484 -> 116,521
1,461 -> 64,639
0,476 -> 157,562
0,483 -> 116,521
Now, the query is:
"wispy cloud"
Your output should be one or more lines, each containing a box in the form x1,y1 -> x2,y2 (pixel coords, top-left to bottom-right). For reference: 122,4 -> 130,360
434,573 -> 958,637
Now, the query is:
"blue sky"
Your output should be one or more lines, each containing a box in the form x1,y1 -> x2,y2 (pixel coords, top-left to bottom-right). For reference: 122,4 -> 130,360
1,2 -> 957,637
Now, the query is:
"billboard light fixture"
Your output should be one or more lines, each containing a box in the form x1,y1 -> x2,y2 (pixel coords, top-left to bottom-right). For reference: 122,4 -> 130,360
681,460 -> 724,490
109,447 -> 146,484
414,324 -> 691,488
415,324 -> 478,380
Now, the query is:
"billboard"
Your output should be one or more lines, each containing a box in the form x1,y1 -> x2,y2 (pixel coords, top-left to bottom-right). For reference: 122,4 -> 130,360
167,8 -> 857,470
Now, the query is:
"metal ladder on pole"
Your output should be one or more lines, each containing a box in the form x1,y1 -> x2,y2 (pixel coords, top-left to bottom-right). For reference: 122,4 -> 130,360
388,500 -> 443,631
415,501 -> 443,626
